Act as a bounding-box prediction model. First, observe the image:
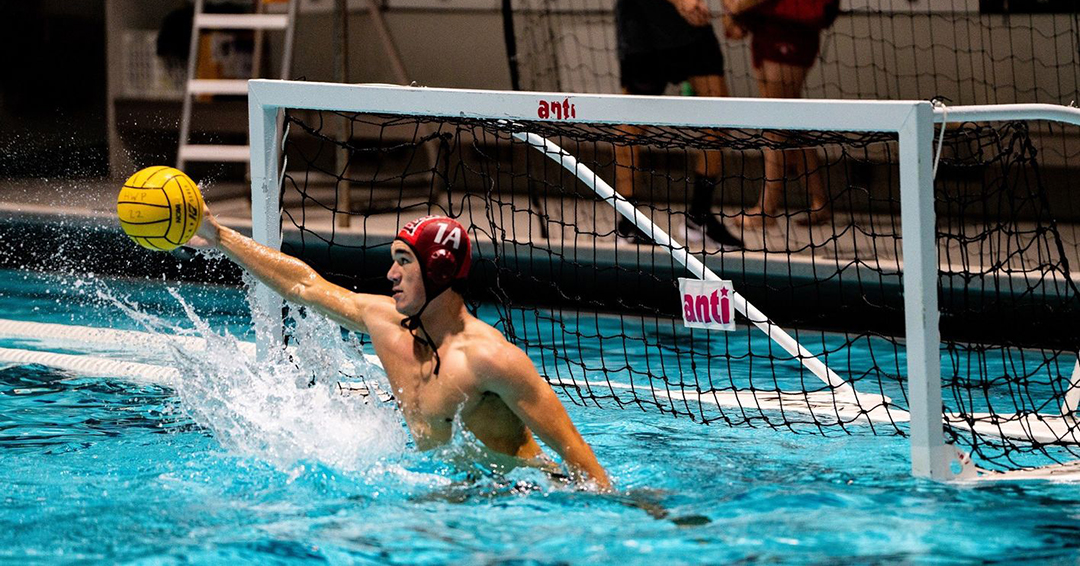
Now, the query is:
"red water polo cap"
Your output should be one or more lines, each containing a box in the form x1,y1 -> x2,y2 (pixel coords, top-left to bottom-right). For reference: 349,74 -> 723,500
395,215 -> 472,290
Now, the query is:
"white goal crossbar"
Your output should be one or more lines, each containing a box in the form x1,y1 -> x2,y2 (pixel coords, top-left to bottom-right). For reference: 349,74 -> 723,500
245,79 -> 1080,481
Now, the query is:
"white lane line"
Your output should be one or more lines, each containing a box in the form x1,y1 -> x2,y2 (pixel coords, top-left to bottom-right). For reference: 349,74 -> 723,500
0,346 -> 179,385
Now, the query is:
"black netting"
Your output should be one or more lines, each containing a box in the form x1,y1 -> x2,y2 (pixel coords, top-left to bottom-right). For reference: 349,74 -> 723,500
280,107 -> 1080,474
504,1 -> 1080,106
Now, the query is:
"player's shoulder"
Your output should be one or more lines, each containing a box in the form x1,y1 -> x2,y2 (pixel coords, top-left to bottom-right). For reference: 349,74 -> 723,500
461,319 -> 530,377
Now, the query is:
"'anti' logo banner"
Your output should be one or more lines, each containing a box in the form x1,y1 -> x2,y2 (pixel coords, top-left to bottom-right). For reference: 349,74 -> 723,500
679,278 -> 736,331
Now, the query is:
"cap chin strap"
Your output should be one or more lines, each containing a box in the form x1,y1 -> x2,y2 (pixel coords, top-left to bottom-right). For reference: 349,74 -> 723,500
400,286 -> 447,375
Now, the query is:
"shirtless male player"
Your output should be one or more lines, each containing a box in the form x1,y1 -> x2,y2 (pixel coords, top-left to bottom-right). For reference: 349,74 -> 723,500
190,206 -> 611,490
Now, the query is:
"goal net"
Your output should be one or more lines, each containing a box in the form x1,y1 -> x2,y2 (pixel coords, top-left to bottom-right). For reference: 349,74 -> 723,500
501,0 -> 1080,278
249,80 -> 1080,479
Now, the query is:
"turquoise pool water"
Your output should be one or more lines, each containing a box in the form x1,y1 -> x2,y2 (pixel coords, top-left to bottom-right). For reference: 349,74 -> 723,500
3,268 -> 1080,564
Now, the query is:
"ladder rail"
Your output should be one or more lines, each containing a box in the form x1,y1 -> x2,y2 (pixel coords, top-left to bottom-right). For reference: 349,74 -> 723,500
177,0 -> 295,170
281,0 -> 298,81
176,0 -> 205,170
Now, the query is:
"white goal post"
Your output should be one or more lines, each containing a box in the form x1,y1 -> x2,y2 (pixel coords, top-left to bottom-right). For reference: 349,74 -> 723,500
245,78 -> 1080,481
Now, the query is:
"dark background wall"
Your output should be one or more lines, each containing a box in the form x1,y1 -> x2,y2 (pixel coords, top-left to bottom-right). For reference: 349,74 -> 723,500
3,1 -> 1078,184
0,1 -> 108,178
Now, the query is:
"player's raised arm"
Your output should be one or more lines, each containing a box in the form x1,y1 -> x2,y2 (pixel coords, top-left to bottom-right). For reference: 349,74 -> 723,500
189,203 -> 393,334
475,343 -> 612,491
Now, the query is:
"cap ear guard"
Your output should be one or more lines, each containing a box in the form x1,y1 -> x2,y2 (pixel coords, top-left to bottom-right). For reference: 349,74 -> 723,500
425,248 -> 457,286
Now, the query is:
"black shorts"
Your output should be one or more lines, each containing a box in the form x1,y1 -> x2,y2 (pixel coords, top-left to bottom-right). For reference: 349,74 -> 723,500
619,32 -> 725,95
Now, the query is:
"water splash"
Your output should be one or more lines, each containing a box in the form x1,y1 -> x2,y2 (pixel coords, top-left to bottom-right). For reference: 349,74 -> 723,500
63,272 -> 569,494
101,280 -> 408,474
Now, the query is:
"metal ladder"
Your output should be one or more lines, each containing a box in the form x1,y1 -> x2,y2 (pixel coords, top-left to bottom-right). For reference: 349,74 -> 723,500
177,0 -> 296,169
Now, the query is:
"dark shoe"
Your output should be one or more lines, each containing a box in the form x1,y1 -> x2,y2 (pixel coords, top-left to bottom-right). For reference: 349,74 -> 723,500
686,213 -> 742,249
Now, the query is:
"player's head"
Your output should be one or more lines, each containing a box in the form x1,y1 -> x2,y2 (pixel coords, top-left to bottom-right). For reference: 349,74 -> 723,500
388,215 -> 471,316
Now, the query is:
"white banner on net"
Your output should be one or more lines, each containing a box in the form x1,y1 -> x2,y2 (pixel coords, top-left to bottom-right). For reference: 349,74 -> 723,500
678,278 -> 735,332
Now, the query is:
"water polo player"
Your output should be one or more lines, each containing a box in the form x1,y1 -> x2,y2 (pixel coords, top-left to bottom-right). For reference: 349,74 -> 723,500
189,204 -> 611,490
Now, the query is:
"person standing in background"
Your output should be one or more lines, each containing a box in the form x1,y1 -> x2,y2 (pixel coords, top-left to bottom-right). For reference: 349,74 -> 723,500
723,0 -> 839,229
613,0 -> 743,249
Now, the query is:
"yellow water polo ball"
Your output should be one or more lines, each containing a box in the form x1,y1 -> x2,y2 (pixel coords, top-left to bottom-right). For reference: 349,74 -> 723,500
117,166 -> 204,251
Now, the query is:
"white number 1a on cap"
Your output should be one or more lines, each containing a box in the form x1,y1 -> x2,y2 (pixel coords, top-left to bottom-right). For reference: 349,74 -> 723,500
433,223 -> 462,249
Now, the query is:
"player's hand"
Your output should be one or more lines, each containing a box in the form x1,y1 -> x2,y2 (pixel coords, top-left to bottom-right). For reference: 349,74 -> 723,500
721,0 -> 742,15
671,0 -> 711,27
188,202 -> 222,249
722,13 -> 746,39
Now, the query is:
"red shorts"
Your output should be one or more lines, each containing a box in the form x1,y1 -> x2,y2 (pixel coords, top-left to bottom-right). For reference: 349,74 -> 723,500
749,19 -> 822,69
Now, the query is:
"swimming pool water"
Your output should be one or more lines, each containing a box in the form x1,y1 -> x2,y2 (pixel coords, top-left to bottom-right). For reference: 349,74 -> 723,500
3,268 -> 1080,565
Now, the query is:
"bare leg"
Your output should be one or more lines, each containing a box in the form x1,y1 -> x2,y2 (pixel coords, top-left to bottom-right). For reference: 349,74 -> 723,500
612,89 -> 653,243
613,129 -> 640,202
612,128 -> 655,242
741,59 -> 829,227
614,88 -> 643,202
794,142 -> 831,225
687,74 -> 729,179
